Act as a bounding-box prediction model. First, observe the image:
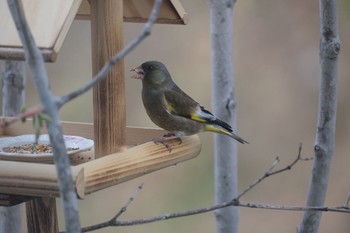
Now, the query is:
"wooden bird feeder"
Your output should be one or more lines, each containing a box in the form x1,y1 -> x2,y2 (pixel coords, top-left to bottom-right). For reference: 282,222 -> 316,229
0,0 -> 199,232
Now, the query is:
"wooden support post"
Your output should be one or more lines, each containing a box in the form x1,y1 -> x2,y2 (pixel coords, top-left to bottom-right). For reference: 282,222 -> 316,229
26,198 -> 58,233
89,0 -> 126,158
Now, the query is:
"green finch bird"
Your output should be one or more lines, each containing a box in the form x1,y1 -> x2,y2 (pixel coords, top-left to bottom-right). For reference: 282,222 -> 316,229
131,61 -> 248,150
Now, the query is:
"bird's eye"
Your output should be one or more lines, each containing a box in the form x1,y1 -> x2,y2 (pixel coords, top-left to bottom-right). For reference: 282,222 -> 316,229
149,65 -> 154,70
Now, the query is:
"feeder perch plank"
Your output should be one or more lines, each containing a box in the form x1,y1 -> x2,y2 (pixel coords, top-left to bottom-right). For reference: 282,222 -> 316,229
0,119 -> 201,202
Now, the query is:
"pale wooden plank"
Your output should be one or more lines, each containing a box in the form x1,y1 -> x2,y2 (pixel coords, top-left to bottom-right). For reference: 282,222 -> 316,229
0,135 -> 201,198
71,135 -> 201,194
0,0 -> 76,48
0,161 -> 84,198
52,0 -> 83,56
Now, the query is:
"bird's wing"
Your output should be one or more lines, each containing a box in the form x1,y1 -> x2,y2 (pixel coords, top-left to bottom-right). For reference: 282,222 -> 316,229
163,89 -> 232,132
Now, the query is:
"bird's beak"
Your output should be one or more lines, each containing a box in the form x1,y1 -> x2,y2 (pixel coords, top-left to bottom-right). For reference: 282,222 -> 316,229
130,65 -> 145,80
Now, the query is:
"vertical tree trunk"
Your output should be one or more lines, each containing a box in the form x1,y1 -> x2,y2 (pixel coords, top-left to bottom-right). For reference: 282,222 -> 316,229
7,0 -> 81,232
208,1 -> 238,233
1,61 -> 25,116
0,60 -> 26,233
297,0 -> 340,232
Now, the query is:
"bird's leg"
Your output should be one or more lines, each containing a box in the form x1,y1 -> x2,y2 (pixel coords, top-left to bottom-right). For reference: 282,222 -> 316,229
153,133 -> 182,152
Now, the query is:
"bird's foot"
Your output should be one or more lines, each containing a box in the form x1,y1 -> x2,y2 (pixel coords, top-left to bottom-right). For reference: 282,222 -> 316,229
153,133 -> 182,152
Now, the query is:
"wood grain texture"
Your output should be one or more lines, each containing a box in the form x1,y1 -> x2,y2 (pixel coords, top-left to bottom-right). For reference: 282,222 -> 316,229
0,161 -> 84,199
0,119 -> 201,199
76,135 -> 201,194
76,0 -> 189,24
89,0 -> 126,158
0,135 -> 200,199
26,197 -> 58,233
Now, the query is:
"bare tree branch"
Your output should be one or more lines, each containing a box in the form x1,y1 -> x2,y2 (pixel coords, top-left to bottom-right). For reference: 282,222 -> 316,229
1,0 -> 163,130
0,105 -> 42,127
208,0 -> 238,232
7,0 -> 162,232
77,183 -> 144,233
237,144 -> 312,200
0,60 -> 26,233
7,0 -> 80,232
71,146 -> 350,233
56,0 -> 163,108
297,0 -> 340,232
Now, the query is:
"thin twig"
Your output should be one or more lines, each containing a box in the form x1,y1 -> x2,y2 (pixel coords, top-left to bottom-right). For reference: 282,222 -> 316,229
7,0 -> 80,231
76,145 -> 350,233
112,182 -> 144,220
78,183 -> 144,233
0,105 -> 42,128
343,192 -> 350,208
238,201 -> 350,213
56,0 -> 163,108
236,155 -> 280,200
236,144 -> 312,200
82,199 -> 350,229
1,0 -> 163,129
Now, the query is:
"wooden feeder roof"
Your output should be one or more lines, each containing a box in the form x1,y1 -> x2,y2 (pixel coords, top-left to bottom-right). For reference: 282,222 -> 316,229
0,0 -> 188,62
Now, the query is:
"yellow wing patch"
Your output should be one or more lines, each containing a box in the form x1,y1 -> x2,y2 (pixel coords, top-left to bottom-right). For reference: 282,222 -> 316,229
204,125 -> 232,137
191,115 -> 208,123
164,97 -> 177,114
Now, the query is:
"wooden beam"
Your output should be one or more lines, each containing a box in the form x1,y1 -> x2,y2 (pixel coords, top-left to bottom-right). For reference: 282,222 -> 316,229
89,0 -> 126,158
0,162 -> 85,199
76,135 -> 201,194
26,197 -> 58,233
76,0 -> 189,24
0,135 -> 201,199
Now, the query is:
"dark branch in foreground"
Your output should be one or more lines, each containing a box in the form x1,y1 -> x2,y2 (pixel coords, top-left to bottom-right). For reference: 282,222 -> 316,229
59,145 -> 350,233
80,200 -> 350,230
1,0 -> 163,128
56,0 -> 163,108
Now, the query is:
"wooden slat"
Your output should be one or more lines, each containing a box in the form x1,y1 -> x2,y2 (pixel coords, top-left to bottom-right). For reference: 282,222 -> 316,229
0,0 -> 82,48
76,0 -> 189,24
76,135 -> 201,194
0,0 -> 81,62
0,161 -> 84,198
0,135 -> 201,198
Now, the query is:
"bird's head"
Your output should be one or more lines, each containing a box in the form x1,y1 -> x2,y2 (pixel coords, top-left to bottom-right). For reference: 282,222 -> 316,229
131,61 -> 173,89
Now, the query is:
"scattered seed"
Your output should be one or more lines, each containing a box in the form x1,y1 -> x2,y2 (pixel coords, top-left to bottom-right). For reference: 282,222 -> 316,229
2,143 -> 79,155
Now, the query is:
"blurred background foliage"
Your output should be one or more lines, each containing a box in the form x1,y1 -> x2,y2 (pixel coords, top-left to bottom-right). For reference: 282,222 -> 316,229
4,0 -> 350,232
